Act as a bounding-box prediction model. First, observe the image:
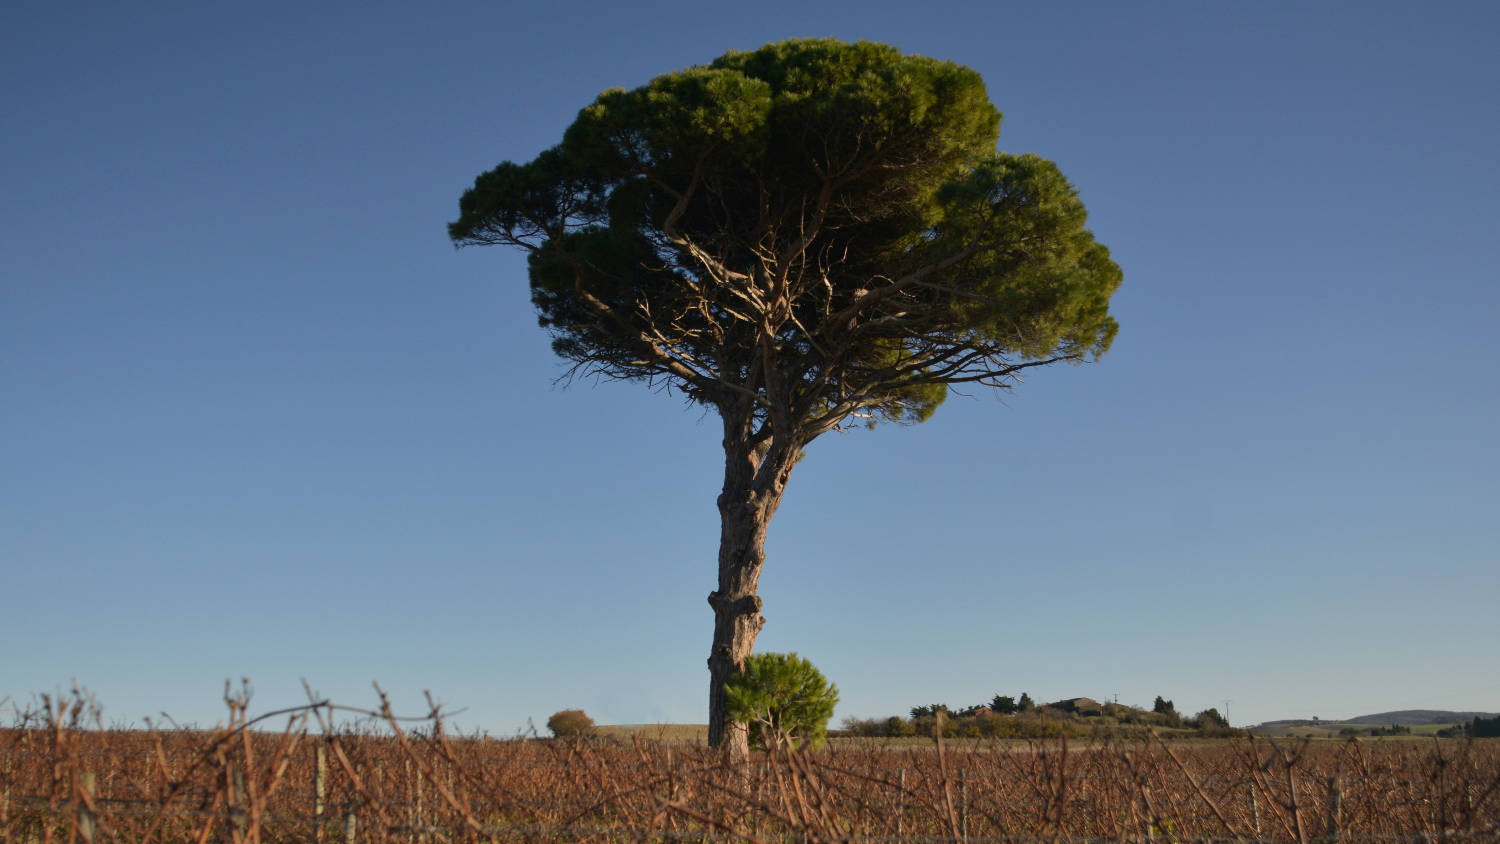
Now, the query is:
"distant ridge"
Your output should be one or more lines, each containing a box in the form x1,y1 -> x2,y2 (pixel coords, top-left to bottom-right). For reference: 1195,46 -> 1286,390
1344,710 -> 1498,726
1251,710 -> 1498,735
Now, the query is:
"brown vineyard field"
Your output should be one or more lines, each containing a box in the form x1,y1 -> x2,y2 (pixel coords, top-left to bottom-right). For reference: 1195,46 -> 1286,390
3,687 -> 1498,843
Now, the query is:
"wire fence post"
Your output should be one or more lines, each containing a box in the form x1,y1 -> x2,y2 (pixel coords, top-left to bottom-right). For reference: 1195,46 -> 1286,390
1143,783 -> 1155,843
2,758 -> 11,842
897,767 -> 906,838
344,806 -> 357,844
959,768 -> 968,841
1250,780 -> 1261,838
229,766 -> 249,842
76,772 -> 97,844
403,758 -> 413,844
1327,775 -> 1343,841
415,757 -> 426,844
314,743 -> 327,843
1287,757 -> 1307,844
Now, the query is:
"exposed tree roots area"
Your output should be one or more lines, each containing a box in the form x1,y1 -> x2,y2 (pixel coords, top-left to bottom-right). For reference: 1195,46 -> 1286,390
3,689 -> 1498,842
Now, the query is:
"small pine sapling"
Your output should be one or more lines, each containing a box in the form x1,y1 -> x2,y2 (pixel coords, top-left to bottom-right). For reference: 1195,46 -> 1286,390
724,652 -> 838,750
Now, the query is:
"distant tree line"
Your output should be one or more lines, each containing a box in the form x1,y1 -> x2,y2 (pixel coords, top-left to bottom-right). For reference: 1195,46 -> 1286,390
842,693 -> 1242,739
1438,715 -> 1500,739
1342,723 -> 1413,737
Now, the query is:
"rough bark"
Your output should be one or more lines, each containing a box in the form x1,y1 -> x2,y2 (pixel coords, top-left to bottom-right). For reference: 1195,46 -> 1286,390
706,412 -> 798,757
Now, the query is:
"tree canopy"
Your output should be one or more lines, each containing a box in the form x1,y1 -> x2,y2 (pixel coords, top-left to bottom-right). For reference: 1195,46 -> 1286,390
450,38 -> 1120,437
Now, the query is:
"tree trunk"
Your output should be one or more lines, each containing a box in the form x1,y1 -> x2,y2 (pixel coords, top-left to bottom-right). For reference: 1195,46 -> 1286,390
706,418 -> 797,757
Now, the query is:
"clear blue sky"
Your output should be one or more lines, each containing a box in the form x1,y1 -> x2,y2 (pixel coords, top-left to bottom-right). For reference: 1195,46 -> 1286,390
4,1 -> 1496,731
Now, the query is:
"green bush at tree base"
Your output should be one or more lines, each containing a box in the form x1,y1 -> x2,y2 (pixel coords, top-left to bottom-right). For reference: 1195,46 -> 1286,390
725,653 -> 839,750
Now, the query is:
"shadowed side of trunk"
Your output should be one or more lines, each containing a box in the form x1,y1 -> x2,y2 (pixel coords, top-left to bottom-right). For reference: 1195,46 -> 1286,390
705,416 -> 799,757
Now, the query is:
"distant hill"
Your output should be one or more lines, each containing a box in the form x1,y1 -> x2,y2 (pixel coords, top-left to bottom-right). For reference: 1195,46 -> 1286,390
1344,710 -> 1497,726
1250,710 -> 1498,737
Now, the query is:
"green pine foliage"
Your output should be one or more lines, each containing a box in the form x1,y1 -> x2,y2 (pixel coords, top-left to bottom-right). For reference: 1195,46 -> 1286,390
450,37 -> 1121,430
724,653 -> 839,750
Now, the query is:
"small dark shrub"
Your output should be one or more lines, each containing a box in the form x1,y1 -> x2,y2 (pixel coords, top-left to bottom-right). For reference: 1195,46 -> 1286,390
990,695 -> 1018,715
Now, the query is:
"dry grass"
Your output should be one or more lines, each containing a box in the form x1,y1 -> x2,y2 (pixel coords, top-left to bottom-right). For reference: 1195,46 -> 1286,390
592,724 -> 709,743
3,685 -> 1499,842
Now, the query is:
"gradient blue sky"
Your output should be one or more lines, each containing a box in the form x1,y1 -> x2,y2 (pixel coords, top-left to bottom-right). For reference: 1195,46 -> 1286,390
4,1 -> 1496,732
